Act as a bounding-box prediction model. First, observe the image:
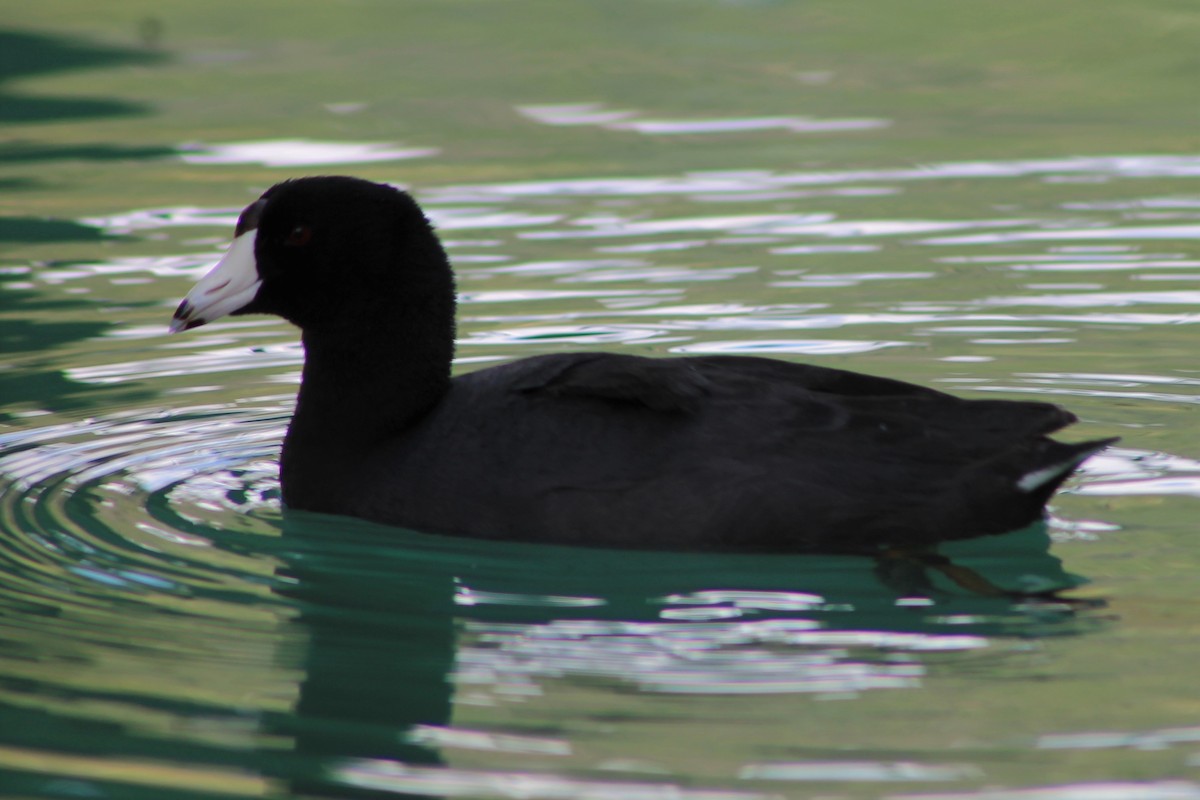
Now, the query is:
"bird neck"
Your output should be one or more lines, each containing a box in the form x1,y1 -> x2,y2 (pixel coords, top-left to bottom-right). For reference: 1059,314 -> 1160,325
284,305 -> 455,460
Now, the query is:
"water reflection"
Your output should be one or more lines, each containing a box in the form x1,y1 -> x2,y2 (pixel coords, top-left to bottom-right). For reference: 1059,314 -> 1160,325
0,268 -> 115,418
671,338 -> 910,355
741,761 -> 980,781
0,29 -> 163,124
177,139 -> 440,167
9,113 -> 1200,798
883,782 -> 1200,800
268,505 -> 1097,796
924,225 -> 1200,246
516,102 -> 891,135
1039,725 -> 1200,752
0,142 -> 175,164
81,207 -> 240,234
332,761 -> 771,799
0,218 -> 110,243
426,155 -> 1200,201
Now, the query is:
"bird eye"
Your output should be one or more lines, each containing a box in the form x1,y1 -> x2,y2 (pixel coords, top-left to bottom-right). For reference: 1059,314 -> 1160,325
285,225 -> 313,246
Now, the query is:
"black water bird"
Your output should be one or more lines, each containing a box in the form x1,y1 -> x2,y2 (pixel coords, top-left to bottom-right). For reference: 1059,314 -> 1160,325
170,176 -> 1114,552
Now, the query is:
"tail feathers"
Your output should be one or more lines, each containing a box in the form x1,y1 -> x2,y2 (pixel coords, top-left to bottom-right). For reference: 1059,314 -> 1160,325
1016,436 -> 1119,496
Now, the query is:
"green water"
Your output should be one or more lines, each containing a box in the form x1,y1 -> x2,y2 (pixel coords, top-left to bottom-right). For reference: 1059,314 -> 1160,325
3,2 -> 1200,797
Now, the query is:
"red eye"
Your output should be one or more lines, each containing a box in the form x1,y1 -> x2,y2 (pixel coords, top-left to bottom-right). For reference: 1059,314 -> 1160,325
285,225 -> 313,246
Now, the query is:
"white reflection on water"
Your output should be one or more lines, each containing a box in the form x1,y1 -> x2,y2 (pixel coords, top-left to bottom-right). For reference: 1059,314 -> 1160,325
177,138 -> 439,167
408,724 -> 572,756
1064,197 -> 1200,211
740,761 -> 980,782
428,155 -> 1200,200
455,586 -> 605,608
0,406 -> 284,494
429,208 -> 565,230
1038,725 -> 1200,751
336,759 -> 772,800
33,254 -> 220,284
70,154 -> 1200,320
486,259 -> 652,276
0,402 -> 284,598
671,339 -> 910,355
940,254 -> 1200,273
924,225 -> 1200,246
610,116 -> 887,135
520,214 -> 1027,241
557,265 -> 758,284
1072,457 -> 1200,498
66,342 -> 303,384
460,289 -> 680,304
886,780 -> 1200,800
517,102 -> 890,135
909,290 -> 1200,310
597,239 -> 709,253
463,325 -> 671,346
966,368 -> 1200,408
81,207 -> 240,234
770,243 -> 881,254
663,590 -> 824,612
771,270 -> 934,288
456,616 -> 985,698
521,212 -> 833,239
81,205 -> 561,236
516,102 -> 640,126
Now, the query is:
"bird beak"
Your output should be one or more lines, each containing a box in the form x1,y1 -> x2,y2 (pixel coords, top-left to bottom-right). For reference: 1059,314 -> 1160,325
169,230 -> 261,332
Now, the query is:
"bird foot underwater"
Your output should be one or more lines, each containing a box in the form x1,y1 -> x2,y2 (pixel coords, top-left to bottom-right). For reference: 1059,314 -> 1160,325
874,548 -> 1108,610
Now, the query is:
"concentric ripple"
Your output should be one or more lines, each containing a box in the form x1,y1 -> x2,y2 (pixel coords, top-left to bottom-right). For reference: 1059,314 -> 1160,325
0,401 -> 287,613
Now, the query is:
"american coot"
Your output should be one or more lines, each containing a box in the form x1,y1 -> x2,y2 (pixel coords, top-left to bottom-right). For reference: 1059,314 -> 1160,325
170,176 -> 1115,552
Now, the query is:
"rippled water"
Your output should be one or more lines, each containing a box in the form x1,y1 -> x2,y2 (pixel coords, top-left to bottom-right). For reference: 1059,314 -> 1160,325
5,3 -> 1200,798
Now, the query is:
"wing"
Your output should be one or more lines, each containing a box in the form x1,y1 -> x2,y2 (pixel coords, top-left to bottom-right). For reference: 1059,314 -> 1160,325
505,352 -> 1075,438
508,352 -> 715,413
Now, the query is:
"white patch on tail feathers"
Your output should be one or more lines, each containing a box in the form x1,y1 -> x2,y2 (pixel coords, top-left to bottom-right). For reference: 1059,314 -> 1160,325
1017,460 -> 1074,492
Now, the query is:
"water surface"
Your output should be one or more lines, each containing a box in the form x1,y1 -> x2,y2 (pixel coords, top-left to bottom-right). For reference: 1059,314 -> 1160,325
3,3 -> 1200,798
